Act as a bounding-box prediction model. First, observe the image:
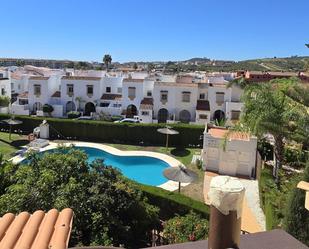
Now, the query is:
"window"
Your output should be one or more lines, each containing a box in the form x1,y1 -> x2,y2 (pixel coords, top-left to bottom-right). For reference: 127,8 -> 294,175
128,87 -> 136,99
11,83 -> 14,90
231,110 -> 241,120
160,90 -> 168,103
141,111 -> 149,116
117,87 -> 122,94
199,93 -> 205,100
34,84 -> 41,96
199,114 -> 208,119
19,99 -> 28,105
87,85 -> 93,95
106,87 -> 111,93
147,91 -> 152,97
216,92 -> 224,105
67,84 -> 74,96
113,103 -> 121,108
0,73 -> 3,78
100,102 -> 109,107
1,88 -> 5,96
18,84 -> 21,90
182,91 -> 191,102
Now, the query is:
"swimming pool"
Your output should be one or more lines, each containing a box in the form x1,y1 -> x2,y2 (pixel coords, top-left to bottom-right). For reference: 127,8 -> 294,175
39,146 -> 170,186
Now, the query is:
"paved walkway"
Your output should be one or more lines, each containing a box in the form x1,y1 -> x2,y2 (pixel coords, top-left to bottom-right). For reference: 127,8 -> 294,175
203,171 -> 265,233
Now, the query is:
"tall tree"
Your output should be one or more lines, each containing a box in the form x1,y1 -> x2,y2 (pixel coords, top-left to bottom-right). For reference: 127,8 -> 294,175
103,54 -> 112,71
241,78 -> 303,183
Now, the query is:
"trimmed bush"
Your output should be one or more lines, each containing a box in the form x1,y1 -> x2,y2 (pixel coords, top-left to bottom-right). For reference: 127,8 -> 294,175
42,104 -> 54,114
67,111 -> 81,119
0,96 -> 10,107
135,183 -> 209,219
0,114 -> 204,147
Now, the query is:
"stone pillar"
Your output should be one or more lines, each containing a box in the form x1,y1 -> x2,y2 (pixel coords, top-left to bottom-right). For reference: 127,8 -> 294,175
208,176 -> 245,249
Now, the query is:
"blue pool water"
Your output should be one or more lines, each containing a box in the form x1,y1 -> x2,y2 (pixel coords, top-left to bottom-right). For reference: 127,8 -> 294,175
41,146 -> 170,186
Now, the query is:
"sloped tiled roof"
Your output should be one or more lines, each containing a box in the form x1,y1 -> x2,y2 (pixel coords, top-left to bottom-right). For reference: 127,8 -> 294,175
29,76 -> 49,80
18,91 -> 28,98
196,100 -> 210,111
101,93 -> 122,100
209,128 -> 250,141
140,98 -> 154,110
62,76 -> 101,81
0,208 -> 73,249
51,91 -> 61,98
123,78 -> 144,83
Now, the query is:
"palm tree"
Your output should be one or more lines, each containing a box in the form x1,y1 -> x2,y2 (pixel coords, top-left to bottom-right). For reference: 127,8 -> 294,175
241,78 -> 303,183
103,54 -> 112,71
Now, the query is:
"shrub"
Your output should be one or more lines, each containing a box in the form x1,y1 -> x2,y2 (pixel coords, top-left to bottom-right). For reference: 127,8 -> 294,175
135,183 -> 209,219
0,114 -> 204,147
284,161 -> 309,246
0,96 -> 10,107
67,111 -> 81,119
163,212 -> 209,244
42,104 -> 54,114
284,147 -> 308,168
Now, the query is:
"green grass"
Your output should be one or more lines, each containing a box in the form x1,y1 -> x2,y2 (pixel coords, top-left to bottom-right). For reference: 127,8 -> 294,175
0,132 -> 29,159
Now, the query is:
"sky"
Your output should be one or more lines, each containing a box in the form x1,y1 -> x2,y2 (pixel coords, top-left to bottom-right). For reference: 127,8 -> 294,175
0,0 -> 308,62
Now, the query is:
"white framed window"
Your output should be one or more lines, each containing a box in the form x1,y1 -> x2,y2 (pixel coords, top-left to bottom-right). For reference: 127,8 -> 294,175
216,92 -> 224,105
128,87 -> 136,99
67,84 -> 74,96
106,87 -> 111,93
160,90 -> 168,102
199,93 -> 205,100
141,111 -> 149,116
231,110 -> 241,120
182,91 -> 191,102
117,87 -> 122,94
87,85 -> 94,95
147,91 -> 152,97
199,114 -> 208,119
34,84 -> 41,96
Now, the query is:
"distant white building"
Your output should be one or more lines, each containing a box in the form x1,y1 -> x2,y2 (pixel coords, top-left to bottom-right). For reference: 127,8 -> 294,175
202,127 -> 257,178
6,67 -> 244,124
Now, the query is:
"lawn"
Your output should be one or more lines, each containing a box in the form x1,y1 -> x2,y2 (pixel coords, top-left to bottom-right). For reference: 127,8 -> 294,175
0,131 -> 29,159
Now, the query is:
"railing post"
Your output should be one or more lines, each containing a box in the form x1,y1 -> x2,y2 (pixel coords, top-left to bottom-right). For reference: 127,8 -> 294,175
208,176 -> 245,249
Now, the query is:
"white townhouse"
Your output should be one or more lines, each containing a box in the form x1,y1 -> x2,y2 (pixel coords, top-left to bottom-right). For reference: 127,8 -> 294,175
7,68 -> 244,124
60,76 -> 102,115
96,75 -> 123,116
28,75 -> 62,117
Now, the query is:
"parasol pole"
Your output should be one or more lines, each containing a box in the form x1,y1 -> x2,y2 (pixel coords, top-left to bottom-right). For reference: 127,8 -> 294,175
166,133 -> 169,151
178,181 -> 181,193
9,124 -> 12,140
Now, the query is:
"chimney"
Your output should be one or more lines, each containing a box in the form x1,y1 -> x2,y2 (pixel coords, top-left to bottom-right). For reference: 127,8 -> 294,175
208,176 -> 245,249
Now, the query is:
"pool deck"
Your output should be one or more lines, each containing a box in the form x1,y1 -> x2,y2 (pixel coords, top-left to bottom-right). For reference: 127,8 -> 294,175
10,141 -> 188,191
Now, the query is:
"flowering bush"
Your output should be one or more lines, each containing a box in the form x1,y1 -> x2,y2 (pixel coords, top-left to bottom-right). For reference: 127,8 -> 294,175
163,212 -> 208,244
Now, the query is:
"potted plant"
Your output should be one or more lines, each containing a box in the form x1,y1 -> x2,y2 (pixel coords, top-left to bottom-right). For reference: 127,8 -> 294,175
43,104 -> 54,117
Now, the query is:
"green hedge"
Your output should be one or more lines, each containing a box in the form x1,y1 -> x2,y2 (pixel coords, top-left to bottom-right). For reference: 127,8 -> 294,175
0,114 -> 204,147
135,183 -> 209,220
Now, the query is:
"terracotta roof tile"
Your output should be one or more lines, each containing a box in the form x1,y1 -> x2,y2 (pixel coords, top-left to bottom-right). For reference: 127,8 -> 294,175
140,97 -> 153,105
101,93 -> 122,100
51,91 -> 61,98
18,91 -> 28,98
29,76 -> 49,80
209,128 -> 250,141
62,76 -> 101,81
0,208 -> 73,249
196,100 -> 210,111
123,78 -> 144,83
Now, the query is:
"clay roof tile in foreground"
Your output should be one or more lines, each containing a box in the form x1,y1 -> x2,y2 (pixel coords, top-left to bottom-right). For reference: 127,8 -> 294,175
0,208 -> 73,249
29,76 -> 49,80
51,91 -> 61,98
18,91 -> 28,98
101,93 -> 122,100
62,76 -> 101,81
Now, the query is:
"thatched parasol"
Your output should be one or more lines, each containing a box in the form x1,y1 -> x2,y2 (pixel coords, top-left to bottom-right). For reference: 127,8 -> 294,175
163,164 -> 198,192
157,126 -> 179,150
1,118 -> 23,140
